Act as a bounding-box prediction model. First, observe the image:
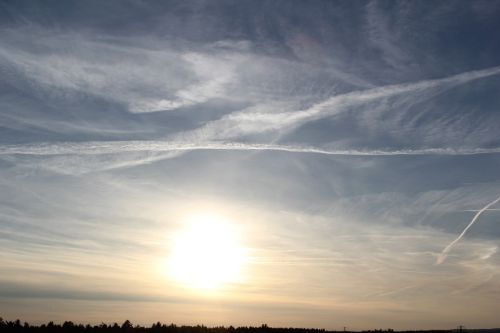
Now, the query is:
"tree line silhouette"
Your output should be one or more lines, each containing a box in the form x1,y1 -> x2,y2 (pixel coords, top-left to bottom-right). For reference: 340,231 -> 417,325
0,318 -> 455,333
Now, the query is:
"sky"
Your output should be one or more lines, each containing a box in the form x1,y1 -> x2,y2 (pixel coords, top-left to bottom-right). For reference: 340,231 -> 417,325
1,0 -> 500,330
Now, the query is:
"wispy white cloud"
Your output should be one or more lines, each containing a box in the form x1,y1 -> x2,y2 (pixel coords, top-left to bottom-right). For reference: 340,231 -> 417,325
3,28 -> 499,150
128,51 -> 247,113
365,1 -> 412,72
0,30 -> 364,119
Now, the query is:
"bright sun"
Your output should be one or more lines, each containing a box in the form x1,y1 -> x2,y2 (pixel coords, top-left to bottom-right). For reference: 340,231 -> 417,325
168,214 -> 245,289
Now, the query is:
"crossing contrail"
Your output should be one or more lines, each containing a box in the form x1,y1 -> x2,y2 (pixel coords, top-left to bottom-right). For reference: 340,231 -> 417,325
436,195 -> 500,265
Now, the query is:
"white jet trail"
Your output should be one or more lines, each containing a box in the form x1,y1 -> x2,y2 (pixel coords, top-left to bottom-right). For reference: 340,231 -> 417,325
2,140 -> 500,157
174,65 -> 500,143
436,195 -> 500,265
3,141 -> 500,174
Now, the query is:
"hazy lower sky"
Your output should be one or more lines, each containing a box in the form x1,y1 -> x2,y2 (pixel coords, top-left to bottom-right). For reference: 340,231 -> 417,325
1,0 -> 500,330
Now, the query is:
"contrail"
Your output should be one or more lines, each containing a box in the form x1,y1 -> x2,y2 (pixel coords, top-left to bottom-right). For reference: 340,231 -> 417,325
2,140 -> 500,157
436,195 -> 500,265
174,65 -> 500,143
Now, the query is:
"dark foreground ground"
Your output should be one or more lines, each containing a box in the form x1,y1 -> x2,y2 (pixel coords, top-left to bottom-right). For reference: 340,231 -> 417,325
1,319 -> 499,333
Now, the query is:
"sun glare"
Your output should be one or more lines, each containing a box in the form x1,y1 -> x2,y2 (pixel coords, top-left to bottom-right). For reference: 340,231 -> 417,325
168,214 -> 245,289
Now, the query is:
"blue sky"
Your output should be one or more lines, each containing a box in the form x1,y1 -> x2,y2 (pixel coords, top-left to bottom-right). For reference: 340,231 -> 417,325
1,0 -> 500,330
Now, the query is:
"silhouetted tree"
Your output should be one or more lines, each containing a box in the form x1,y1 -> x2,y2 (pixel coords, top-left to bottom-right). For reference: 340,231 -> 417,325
0,318 -> 458,333
122,320 -> 133,331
